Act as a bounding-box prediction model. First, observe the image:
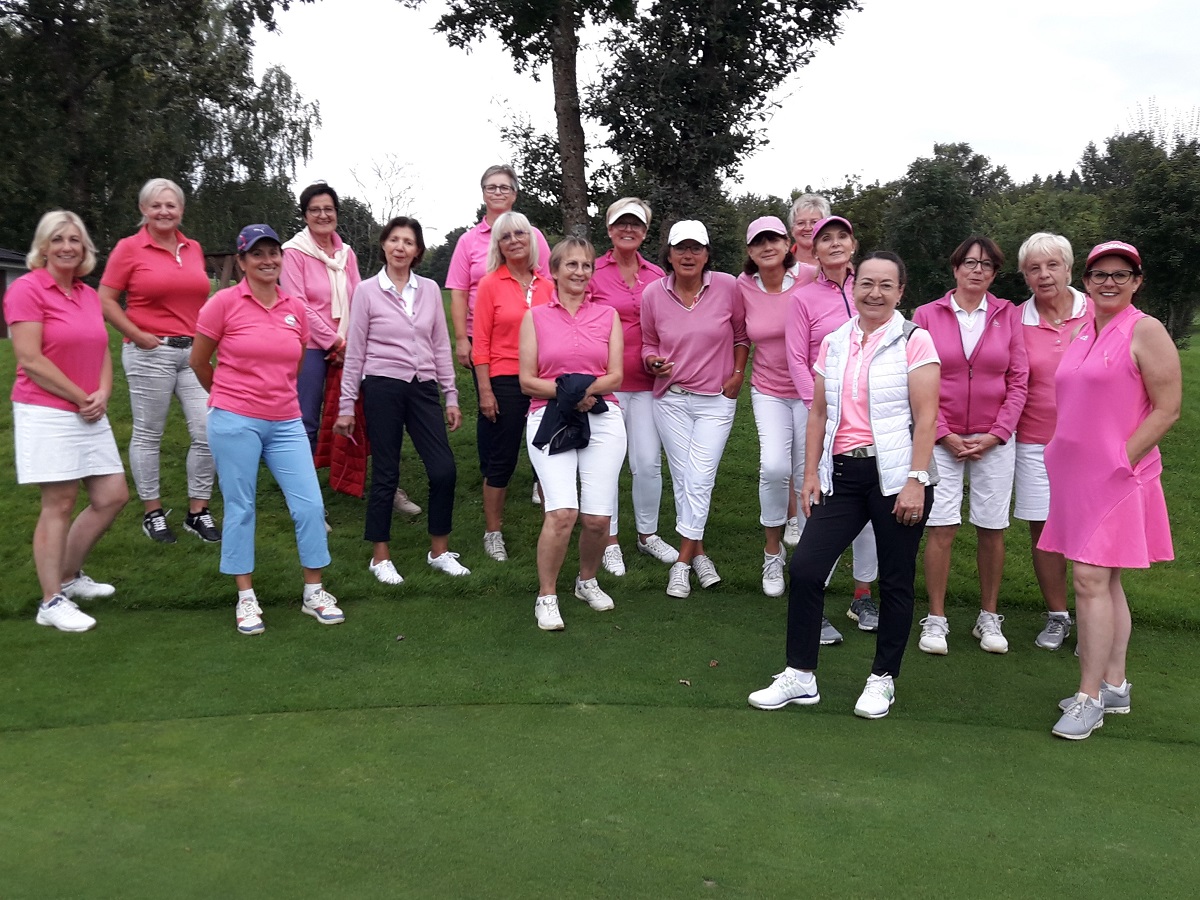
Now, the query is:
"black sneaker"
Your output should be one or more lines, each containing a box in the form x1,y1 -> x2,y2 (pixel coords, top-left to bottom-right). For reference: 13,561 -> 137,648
184,507 -> 221,543
142,508 -> 177,543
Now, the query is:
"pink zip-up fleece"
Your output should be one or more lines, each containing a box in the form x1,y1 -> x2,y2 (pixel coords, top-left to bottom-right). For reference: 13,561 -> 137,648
911,291 -> 1029,442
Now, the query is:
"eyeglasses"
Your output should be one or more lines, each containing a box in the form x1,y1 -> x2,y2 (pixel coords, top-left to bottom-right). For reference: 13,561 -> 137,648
306,206 -> 336,217
612,221 -> 646,231
484,185 -> 515,195
672,243 -> 707,256
960,258 -> 996,272
499,230 -> 529,243
1085,269 -> 1135,285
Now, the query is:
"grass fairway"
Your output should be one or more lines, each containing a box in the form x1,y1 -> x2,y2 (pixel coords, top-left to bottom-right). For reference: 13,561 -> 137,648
1,328 -> 1198,897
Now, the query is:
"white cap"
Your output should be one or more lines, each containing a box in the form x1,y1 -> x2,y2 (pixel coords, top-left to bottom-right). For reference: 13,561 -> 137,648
606,201 -> 648,226
667,220 -> 709,246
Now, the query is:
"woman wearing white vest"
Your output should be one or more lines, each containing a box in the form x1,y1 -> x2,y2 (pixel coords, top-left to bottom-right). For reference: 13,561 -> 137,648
749,252 -> 940,719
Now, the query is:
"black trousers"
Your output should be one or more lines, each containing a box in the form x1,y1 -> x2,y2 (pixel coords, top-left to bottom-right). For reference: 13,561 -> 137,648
785,455 -> 933,678
477,374 -> 530,489
361,375 -> 456,542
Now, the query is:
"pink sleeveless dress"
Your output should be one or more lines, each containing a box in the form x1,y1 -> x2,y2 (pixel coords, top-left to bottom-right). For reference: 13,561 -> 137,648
1039,304 -> 1173,567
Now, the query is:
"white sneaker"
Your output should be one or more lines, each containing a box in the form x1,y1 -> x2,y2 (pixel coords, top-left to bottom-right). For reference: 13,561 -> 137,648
636,534 -> 679,564
1036,612 -> 1072,651
761,549 -> 785,597
61,570 -> 115,600
602,544 -> 626,577
918,615 -> 949,655
369,558 -> 405,585
393,489 -> 422,516
428,551 -> 470,576
666,562 -> 692,598
692,554 -> 721,588
575,576 -> 615,611
235,596 -> 264,635
854,673 -> 896,719
301,589 -> 345,625
748,667 -> 820,710
783,517 -> 802,549
483,531 -> 508,561
973,610 -> 1009,654
535,594 -> 564,630
35,594 -> 96,633
532,482 -> 543,505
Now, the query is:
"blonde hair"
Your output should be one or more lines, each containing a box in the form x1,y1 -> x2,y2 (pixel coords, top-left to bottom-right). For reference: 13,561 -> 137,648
788,193 -> 831,227
26,210 -> 98,276
605,197 -> 652,227
487,211 -> 539,273
137,178 -> 186,226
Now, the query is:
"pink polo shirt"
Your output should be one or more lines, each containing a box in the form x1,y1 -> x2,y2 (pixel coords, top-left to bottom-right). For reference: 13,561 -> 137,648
640,271 -> 749,398
815,319 -> 939,454
528,295 -> 620,412
590,250 -> 664,392
1017,290 -> 1094,444
280,233 -> 361,351
445,219 -> 552,337
785,270 -> 856,405
195,281 -> 310,421
472,265 -> 553,377
737,272 -> 804,399
100,227 -> 211,337
5,269 -> 108,412
339,269 -> 459,414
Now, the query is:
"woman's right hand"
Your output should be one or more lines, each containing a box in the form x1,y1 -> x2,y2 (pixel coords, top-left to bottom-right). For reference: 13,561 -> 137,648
132,331 -> 160,351
478,391 -> 498,422
939,434 -> 969,459
332,415 -> 355,437
800,473 -> 822,518
456,337 -> 473,368
646,355 -> 674,377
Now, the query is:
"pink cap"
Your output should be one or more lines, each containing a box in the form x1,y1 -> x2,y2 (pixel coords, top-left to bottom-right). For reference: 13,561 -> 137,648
1086,240 -> 1141,269
746,216 -> 788,244
812,216 -> 853,240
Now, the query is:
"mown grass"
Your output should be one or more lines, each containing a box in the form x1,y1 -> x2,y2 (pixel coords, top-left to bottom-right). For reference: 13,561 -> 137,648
0,326 -> 1197,898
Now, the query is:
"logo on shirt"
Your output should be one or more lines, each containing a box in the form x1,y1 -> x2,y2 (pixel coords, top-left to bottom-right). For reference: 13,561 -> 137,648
284,314 -> 299,328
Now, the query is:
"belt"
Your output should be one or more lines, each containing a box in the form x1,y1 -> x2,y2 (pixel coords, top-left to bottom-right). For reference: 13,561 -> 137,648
160,336 -> 194,349
835,445 -> 877,459
667,384 -> 691,395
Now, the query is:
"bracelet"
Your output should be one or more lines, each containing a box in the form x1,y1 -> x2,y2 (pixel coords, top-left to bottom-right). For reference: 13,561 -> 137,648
733,369 -> 743,374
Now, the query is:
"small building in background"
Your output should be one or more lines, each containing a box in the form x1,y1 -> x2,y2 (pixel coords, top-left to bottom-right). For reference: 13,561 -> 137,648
0,248 -> 30,338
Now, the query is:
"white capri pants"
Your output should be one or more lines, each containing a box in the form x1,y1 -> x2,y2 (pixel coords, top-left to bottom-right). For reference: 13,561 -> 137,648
751,388 -> 807,527
928,435 -> 1017,530
611,389 -> 668,536
527,405 -> 628,515
1012,441 -> 1050,522
653,389 -> 737,541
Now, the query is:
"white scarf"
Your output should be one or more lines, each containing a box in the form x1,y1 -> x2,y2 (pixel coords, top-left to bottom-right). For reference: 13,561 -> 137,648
283,227 -> 351,338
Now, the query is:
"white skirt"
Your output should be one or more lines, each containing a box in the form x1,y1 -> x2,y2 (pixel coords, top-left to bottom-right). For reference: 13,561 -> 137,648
13,402 -> 125,484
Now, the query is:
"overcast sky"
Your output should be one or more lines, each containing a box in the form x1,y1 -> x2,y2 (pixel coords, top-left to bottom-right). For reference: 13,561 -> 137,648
253,0 -> 1200,244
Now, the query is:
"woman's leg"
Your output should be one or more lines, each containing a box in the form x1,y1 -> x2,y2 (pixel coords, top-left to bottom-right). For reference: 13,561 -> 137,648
652,391 -> 693,557
34,481 -> 79,601
403,380 -> 458,546
261,418 -> 331,572
206,408 -> 266,576
576,408 -> 627,579
537,508 -> 578,595
923,443 -> 964,617
173,347 -> 216,513
297,348 -> 329,453
62,472 -> 129,579
481,375 -> 529,533
1074,562 -> 1122,699
362,376 -> 408,554
122,342 -> 176,512
922,525 -> 959,617
867,479 -> 933,679
751,389 -> 793,556
1030,521 -> 1070,613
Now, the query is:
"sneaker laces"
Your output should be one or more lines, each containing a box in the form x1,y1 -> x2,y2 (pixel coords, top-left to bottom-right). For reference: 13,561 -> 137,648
976,612 -> 1004,637
856,596 -> 879,618
145,511 -> 170,534
762,553 -> 784,578
1043,615 -> 1069,636
192,510 -> 216,529
862,674 -> 892,700
668,564 -> 689,589
236,597 -> 261,618
920,616 -> 949,636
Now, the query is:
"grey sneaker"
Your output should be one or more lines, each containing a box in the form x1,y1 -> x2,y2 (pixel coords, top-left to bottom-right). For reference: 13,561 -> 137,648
748,668 -> 820,710
761,550 -> 785,597
1036,613 -> 1072,650
692,554 -> 721,588
848,596 -> 880,632
820,617 -> 844,645
393,489 -> 422,516
636,535 -> 680,564
483,531 -> 508,562
972,610 -> 1009,654
666,562 -> 691,598
782,517 -> 802,549
1059,680 -> 1131,715
1052,692 -> 1104,740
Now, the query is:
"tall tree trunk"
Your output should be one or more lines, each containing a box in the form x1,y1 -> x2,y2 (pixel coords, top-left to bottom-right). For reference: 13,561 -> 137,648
549,1 -> 588,237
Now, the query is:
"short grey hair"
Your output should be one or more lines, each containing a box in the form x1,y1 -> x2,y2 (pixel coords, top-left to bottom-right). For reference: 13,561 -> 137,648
1018,232 -> 1073,275
788,193 -> 831,227
480,164 -> 519,193
487,211 -> 538,273
137,178 -> 186,226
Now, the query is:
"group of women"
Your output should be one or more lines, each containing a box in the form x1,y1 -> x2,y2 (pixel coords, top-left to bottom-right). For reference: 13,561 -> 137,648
6,170 -> 1180,741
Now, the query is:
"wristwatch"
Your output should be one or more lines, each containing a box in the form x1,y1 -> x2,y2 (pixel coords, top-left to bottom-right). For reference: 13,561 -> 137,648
907,470 -> 931,485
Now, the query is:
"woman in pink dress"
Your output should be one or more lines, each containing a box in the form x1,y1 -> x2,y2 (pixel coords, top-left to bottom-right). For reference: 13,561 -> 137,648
1042,241 -> 1181,740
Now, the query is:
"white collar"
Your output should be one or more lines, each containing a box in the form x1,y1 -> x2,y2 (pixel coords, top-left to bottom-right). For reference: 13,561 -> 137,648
1020,286 -> 1087,326
376,267 -> 418,295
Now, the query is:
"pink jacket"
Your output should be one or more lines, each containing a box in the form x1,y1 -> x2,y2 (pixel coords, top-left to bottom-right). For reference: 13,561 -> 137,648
911,291 -> 1028,442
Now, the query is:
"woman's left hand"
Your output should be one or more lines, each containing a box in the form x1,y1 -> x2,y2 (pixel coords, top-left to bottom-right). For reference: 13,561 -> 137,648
575,395 -> 598,413
957,433 -> 1000,460
78,389 -> 108,423
446,406 -> 462,432
892,481 -> 926,526
332,415 -> 355,437
721,371 -> 744,399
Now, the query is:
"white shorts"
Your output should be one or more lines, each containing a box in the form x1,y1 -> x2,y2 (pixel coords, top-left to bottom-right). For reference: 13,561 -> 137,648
526,405 -> 627,515
13,402 -> 125,484
927,435 -> 1016,530
1012,441 -> 1050,522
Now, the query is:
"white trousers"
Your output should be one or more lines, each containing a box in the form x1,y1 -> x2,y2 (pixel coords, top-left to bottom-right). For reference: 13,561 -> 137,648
526,406 -> 628,515
610,390 -> 668,536
751,388 -> 807,527
928,436 -> 1016,529
653,390 -> 736,541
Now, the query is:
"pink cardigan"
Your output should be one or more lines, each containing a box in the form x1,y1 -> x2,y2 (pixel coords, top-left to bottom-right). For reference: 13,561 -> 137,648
911,291 -> 1029,442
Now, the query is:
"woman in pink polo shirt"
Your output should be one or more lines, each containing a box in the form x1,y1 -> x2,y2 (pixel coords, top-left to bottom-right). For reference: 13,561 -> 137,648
913,236 -> 1028,657
641,220 -> 748,599
190,224 -> 344,636
737,216 -> 816,598
589,196 -> 675,576
784,216 -> 879,644
788,193 -> 830,267
1015,232 -> 1094,651
6,211 -> 129,633
99,178 -> 218,545
472,211 -> 554,563
334,216 -> 470,584
519,236 -> 626,631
